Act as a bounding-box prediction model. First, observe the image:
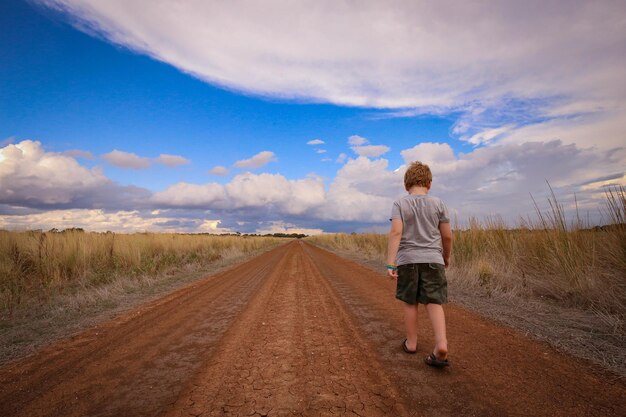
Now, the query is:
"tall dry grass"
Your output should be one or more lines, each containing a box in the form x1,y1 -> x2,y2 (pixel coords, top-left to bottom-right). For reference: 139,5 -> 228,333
308,186 -> 626,316
0,231 -> 282,316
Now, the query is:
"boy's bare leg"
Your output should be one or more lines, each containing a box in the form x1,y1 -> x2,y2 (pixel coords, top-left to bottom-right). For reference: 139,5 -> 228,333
425,303 -> 448,359
403,303 -> 419,351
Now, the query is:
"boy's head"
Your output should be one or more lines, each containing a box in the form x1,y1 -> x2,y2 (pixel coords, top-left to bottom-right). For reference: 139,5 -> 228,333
404,161 -> 432,191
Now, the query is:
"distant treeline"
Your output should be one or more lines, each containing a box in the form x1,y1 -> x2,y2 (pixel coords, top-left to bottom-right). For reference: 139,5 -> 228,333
14,228 -> 308,239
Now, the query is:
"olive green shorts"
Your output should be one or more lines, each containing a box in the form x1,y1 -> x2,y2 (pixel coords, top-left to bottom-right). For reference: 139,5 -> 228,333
396,263 -> 448,305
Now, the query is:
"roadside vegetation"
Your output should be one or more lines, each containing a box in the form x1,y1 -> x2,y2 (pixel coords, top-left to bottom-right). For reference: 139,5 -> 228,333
0,232 -> 283,318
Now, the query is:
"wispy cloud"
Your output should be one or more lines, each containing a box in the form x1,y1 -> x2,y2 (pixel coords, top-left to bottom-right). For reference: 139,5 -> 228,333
208,165 -> 229,176
155,153 -> 190,167
351,145 -> 390,158
348,135 -> 368,146
307,139 -> 325,145
233,151 -> 277,169
102,149 -> 151,169
347,135 -> 389,157
102,150 -> 189,169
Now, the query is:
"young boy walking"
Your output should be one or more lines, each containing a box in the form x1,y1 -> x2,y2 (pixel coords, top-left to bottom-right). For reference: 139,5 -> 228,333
386,161 -> 453,368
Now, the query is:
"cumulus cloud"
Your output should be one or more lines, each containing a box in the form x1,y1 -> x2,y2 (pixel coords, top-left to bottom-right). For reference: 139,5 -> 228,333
208,165 -> 229,176
398,141 -> 626,223
0,208 -> 232,233
348,135 -> 368,146
225,173 -> 325,216
102,149 -> 151,169
0,140 -> 149,209
400,142 -> 456,171
336,153 -> 347,164
155,153 -> 190,167
351,145 -> 390,158
151,182 -> 227,208
233,151 -> 277,169
319,157 -> 401,222
152,172 -> 325,217
307,139 -> 325,145
2,139 -> 623,232
347,135 -> 390,157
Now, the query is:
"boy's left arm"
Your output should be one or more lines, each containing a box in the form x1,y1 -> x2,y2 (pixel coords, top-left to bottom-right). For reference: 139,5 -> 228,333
387,218 -> 403,279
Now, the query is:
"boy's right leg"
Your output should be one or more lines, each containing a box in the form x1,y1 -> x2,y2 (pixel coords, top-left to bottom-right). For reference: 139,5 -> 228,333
425,303 -> 448,359
403,302 -> 419,351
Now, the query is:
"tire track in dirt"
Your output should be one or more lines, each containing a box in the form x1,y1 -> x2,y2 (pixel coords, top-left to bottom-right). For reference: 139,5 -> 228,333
1,241 -> 625,417
302,242 -> 626,417
163,239 -> 408,416
0,244 -> 289,417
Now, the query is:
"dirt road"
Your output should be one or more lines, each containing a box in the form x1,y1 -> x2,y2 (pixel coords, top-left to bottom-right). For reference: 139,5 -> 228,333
1,241 -> 624,416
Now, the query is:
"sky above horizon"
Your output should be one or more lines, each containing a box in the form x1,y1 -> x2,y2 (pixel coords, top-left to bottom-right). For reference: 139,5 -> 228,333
1,0 -> 625,234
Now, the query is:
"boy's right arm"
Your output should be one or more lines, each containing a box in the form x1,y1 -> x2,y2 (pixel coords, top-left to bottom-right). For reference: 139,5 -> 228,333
387,218 -> 403,279
439,222 -> 453,268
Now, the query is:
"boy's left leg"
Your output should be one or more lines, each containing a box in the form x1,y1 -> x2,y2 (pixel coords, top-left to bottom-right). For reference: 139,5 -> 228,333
403,302 -> 419,352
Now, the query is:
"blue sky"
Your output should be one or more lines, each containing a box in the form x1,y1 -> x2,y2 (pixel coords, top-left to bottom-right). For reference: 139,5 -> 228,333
1,0 -> 624,233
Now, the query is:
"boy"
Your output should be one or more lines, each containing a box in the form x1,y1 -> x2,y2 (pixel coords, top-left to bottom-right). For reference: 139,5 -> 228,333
386,161 -> 452,368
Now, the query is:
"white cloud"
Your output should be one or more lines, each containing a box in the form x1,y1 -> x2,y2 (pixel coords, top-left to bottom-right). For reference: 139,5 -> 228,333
336,153 -> 347,164
315,149 -> 327,154
400,142 -> 456,173
102,149 -> 151,169
0,208 -> 232,233
208,165 -> 229,176
151,182 -> 227,208
351,145 -> 390,158
319,157 -> 401,222
307,139 -> 325,145
39,0 -> 624,109
233,151 -> 277,169
0,140 -> 147,208
151,172 -> 326,216
101,150 -> 190,169
398,141 -> 626,223
38,0 -> 626,153
2,140 -> 623,232
464,125 -> 515,146
155,153 -> 190,167
225,173 -> 324,215
348,135 -> 368,146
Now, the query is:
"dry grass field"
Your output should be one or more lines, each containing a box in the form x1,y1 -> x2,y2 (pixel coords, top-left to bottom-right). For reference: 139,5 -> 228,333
0,231 -> 283,317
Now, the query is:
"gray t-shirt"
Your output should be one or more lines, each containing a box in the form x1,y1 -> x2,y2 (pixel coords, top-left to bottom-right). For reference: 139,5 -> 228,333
390,194 -> 450,266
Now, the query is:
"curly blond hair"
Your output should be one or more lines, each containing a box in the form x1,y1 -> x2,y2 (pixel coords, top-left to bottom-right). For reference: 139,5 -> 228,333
404,161 -> 432,190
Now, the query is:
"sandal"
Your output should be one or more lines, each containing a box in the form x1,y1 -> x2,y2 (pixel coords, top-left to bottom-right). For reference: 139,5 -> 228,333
424,352 -> 449,368
402,338 -> 416,354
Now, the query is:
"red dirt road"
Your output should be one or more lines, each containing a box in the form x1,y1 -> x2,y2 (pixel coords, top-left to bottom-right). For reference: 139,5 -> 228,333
1,241 -> 624,416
